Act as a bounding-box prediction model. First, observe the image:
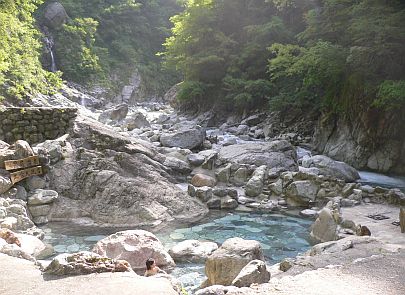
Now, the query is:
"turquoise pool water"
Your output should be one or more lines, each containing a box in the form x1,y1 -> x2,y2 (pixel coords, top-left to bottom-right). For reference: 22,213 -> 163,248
41,211 -> 313,294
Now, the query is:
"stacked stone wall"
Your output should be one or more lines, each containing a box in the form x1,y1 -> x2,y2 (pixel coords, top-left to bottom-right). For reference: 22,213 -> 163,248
0,107 -> 77,144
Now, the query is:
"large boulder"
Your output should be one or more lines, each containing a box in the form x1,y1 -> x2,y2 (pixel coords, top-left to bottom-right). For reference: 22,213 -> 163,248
43,2 -> 69,28
99,104 -> 128,123
302,155 -> 360,182
191,174 -> 217,187
124,112 -> 150,131
160,127 -> 205,150
44,251 -> 131,275
310,208 -> 339,242
218,140 -> 298,173
92,230 -> 175,271
169,240 -> 218,263
285,180 -> 319,206
204,237 -> 264,286
46,117 -> 208,227
16,233 -> 53,259
245,165 -> 267,197
27,190 -> 58,206
231,260 -> 270,287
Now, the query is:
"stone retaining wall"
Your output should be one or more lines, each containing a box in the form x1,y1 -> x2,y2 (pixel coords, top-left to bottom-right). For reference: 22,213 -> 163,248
0,107 -> 77,144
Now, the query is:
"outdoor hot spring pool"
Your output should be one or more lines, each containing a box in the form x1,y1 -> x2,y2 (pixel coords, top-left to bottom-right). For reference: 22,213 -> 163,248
40,211 -> 314,294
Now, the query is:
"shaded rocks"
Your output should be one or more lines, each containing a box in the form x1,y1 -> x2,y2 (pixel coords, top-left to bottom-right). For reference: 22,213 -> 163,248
231,259 -> 270,287
401,207 -> 405,233
92,230 -> 175,271
302,155 -> 360,182
44,251 -> 131,275
160,126 -> 205,150
168,240 -> 218,263
204,237 -> 264,286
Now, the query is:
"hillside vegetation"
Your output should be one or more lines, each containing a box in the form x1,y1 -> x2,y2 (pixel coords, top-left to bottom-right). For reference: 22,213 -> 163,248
162,0 -> 405,114
0,0 -> 61,101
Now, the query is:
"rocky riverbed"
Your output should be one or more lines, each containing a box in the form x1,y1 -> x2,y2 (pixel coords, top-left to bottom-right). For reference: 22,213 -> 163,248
1,96 -> 405,294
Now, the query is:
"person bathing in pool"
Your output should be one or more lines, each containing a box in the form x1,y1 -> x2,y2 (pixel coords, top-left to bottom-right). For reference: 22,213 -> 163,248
144,258 -> 166,277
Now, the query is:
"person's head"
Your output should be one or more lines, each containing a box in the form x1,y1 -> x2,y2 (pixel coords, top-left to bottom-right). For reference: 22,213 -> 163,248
146,258 -> 155,270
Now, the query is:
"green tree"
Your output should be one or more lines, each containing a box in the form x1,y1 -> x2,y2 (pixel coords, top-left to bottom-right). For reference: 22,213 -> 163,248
0,0 -> 61,101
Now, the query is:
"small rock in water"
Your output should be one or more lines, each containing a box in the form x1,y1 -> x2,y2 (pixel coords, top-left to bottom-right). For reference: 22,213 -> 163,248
299,209 -> 318,218
170,232 -> 185,240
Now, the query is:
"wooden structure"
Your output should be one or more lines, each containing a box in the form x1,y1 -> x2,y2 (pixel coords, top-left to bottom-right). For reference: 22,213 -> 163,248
4,155 -> 43,184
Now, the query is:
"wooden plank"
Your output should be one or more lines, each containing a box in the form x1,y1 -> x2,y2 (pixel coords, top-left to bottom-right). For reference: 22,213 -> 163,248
4,156 -> 40,171
10,166 -> 43,184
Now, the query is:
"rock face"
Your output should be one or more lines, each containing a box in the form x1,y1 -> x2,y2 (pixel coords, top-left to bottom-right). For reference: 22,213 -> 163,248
218,140 -> 298,173
302,155 -> 360,182
314,111 -> 405,174
204,237 -> 264,286
44,251 -> 131,275
160,126 -> 205,149
168,240 -> 218,263
231,260 -> 270,287
92,230 -> 175,271
46,117 -> 208,227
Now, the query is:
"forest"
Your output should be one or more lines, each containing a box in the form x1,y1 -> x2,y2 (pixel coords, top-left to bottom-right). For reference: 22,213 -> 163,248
0,0 -> 404,115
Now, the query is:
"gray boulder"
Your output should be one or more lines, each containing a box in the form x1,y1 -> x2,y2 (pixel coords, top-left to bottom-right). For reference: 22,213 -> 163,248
169,240 -> 218,263
231,259 -> 270,287
46,117 -> 208,227
204,237 -> 264,286
302,155 -> 360,182
44,251 -> 131,275
311,208 -> 339,242
27,190 -> 58,206
160,127 -> 205,150
43,2 -> 69,28
218,140 -> 298,173
93,230 -> 175,271
285,180 -> 319,206
245,165 -> 267,197
99,104 -> 128,123
124,112 -> 150,131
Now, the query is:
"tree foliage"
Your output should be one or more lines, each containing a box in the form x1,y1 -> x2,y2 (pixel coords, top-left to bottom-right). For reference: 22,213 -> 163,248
43,0 -> 181,94
0,0 -> 61,101
163,0 -> 405,113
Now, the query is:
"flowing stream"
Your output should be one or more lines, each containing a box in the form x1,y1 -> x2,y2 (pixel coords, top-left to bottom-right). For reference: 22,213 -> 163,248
41,211 -> 313,294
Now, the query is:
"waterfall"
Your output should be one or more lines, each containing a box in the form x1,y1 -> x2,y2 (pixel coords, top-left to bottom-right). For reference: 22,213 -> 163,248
44,35 -> 57,72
